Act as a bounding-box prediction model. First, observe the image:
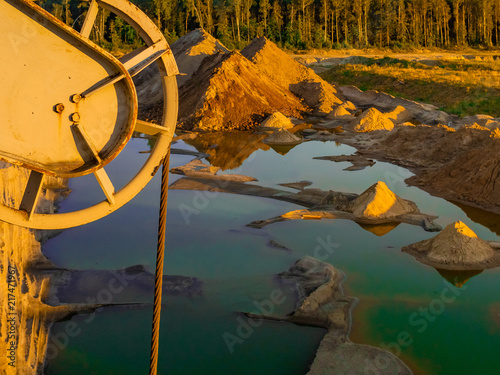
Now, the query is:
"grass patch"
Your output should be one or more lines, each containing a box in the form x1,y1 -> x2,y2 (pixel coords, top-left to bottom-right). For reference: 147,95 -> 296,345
320,57 -> 500,117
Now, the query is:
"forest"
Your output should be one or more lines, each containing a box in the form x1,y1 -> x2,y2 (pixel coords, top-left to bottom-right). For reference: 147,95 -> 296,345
41,0 -> 500,50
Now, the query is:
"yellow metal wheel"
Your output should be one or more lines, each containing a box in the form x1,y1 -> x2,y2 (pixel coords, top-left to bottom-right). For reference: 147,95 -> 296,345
0,0 -> 178,229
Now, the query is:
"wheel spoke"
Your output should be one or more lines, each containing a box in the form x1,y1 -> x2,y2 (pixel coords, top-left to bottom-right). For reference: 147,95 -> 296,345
121,41 -> 169,77
94,168 -> 116,205
19,171 -> 44,219
80,0 -> 99,38
135,120 -> 169,136
81,73 -> 126,98
71,123 -> 102,163
81,40 -> 168,99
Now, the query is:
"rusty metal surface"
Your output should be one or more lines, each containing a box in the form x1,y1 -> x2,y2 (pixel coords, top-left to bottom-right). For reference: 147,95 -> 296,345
0,0 -> 179,229
0,0 -> 138,178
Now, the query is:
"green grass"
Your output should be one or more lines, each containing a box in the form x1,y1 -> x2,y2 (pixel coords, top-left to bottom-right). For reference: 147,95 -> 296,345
320,57 -> 500,117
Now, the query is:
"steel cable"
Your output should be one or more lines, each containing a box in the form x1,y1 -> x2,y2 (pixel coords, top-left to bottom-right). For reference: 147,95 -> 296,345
149,148 -> 171,375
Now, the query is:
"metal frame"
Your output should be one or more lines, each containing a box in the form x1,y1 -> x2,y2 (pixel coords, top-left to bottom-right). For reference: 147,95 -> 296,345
0,0 -> 178,229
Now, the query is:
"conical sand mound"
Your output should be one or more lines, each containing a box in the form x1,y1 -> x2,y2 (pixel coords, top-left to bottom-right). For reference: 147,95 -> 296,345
261,112 -> 295,129
135,28 -> 229,115
263,129 -> 301,145
327,105 -> 352,119
385,105 -> 412,124
403,221 -> 500,270
177,51 -> 307,131
171,28 -> 230,88
350,108 -> 394,132
345,181 -> 418,222
241,37 -> 343,114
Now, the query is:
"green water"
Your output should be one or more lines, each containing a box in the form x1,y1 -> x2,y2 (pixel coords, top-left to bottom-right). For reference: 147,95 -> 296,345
43,135 -> 500,374
45,302 -> 325,375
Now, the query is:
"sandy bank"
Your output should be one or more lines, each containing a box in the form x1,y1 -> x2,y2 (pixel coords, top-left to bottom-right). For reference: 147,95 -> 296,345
245,257 -> 413,375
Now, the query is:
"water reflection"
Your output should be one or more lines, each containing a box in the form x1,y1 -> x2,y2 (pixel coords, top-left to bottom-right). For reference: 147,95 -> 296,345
451,201 -> 500,236
35,136 -> 500,375
0,221 -> 74,374
185,131 -> 270,170
268,143 -> 299,155
435,268 -> 483,288
0,167 -> 75,374
358,222 -> 401,236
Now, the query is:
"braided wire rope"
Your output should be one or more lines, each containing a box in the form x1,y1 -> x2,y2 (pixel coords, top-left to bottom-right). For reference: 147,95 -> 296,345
149,148 -> 171,375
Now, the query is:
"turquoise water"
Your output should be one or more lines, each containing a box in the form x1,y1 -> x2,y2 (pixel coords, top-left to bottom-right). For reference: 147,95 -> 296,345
45,302 -> 325,375
44,134 -> 500,374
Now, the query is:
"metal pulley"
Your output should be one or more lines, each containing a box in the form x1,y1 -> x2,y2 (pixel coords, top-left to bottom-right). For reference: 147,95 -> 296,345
0,0 -> 179,229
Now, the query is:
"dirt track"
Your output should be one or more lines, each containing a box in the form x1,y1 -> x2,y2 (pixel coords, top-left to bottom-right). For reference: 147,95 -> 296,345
292,50 -> 500,73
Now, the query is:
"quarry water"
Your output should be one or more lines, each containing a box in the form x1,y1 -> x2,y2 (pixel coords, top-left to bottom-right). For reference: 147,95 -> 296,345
43,134 -> 500,375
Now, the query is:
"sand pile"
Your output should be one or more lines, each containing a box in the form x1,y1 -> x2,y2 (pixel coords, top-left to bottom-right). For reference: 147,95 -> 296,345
263,129 -> 302,145
385,105 -> 413,124
339,85 -> 452,125
414,139 -> 500,210
402,221 -> 500,270
350,108 -> 394,132
326,105 -> 352,119
138,31 -> 343,129
342,101 -> 357,111
241,37 -> 343,114
133,64 -> 163,110
340,85 -> 435,112
261,112 -> 295,129
344,181 -> 418,222
290,79 -> 344,115
177,51 -> 307,131
135,28 -> 229,115
357,123 -> 499,212
171,28 -> 230,88
417,109 -> 453,125
485,120 -> 500,130
455,114 -> 500,130
375,124 -> 490,168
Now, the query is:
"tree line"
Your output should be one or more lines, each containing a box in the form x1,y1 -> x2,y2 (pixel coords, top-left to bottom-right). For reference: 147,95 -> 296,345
41,0 -> 500,49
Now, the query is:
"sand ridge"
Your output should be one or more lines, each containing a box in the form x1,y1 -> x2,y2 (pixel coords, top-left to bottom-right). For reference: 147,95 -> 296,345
177,51 -> 307,131
242,37 -> 343,114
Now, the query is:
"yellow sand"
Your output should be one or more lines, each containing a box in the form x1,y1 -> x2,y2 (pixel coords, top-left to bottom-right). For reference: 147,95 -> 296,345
452,221 -> 477,238
261,112 -> 295,129
350,181 -> 416,220
363,182 -> 397,217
